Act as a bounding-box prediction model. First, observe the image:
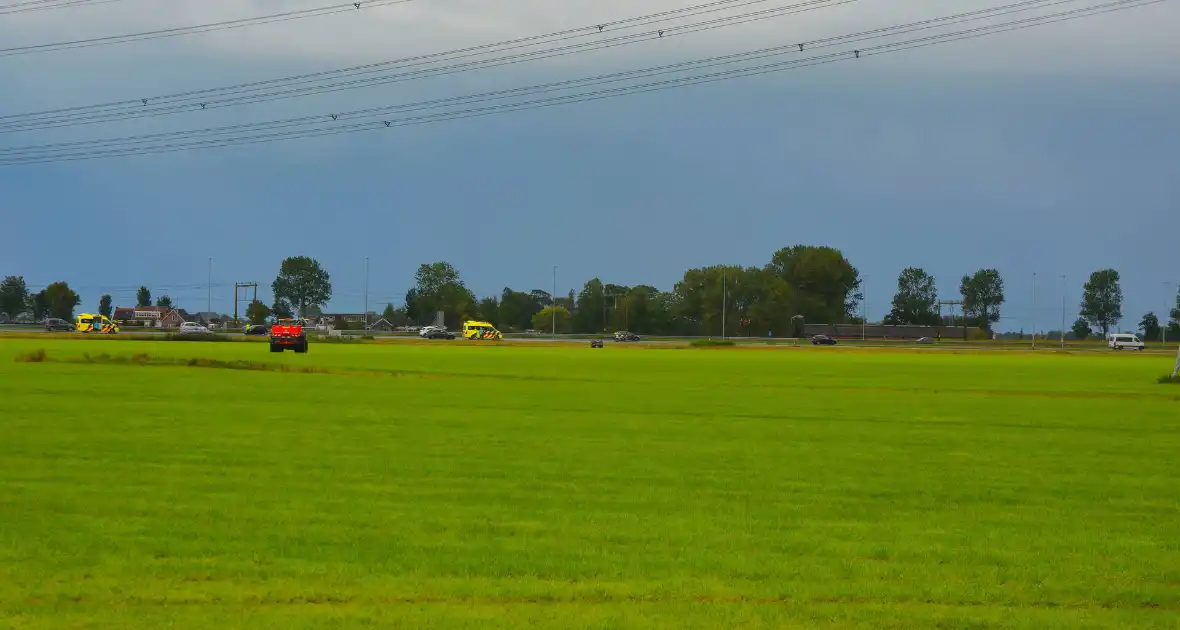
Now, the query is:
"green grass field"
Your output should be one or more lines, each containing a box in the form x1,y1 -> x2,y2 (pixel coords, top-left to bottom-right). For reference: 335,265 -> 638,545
1,338 -> 1177,629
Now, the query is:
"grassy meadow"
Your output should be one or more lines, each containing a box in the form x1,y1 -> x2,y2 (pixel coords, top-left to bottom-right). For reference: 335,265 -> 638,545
0,337 -> 1177,629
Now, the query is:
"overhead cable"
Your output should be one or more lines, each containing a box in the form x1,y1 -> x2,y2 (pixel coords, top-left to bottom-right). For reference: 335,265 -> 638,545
0,0 -> 1163,165
0,0 -> 417,56
0,0 -> 831,129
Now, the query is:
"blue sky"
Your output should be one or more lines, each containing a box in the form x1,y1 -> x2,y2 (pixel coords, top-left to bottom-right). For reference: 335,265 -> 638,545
1,0 -> 1176,331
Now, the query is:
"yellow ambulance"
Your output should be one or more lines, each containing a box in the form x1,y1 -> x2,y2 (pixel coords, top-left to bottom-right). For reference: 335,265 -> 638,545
75,313 -> 119,334
462,320 -> 502,340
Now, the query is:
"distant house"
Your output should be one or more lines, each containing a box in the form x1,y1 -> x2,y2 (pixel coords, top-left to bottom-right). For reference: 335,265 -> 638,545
322,312 -> 376,329
113,306 -> 196,328
194,312 -> 222,326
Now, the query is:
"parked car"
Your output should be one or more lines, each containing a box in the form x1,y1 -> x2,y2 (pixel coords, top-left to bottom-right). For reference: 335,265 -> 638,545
244,324 -> 268,336
418,325 -> 446,338
613,331 -> 641,342
422,329 -> 455,340
178,322 -> 212,335
811,334 -> 838,345
44,318 -> 72,332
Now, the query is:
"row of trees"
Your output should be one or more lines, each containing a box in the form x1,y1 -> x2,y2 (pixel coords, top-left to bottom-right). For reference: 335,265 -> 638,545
881,266 -> 1174,338
5,250 -> 1179,339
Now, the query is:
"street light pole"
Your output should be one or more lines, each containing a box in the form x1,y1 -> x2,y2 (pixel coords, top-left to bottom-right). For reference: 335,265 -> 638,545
1032,272 -> 1037,349
364,257 -> 369,330
1060,275 -> 1066,348
207,257 -> 212,313
721,272 -> 727,339
552,265 -> 557,339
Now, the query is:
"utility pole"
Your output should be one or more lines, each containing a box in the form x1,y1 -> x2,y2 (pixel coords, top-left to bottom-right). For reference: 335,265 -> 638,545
364,257 -> 370,330
207,258 -> 212,313
1028,271 -> 1038,351
233,282 -> 259,324
552,265 -> 557,339
721,272 -> 727,339
1060,275 -> 1066,348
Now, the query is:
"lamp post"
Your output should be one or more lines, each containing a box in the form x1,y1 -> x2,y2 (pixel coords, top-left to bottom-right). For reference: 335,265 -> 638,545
207,257 -> 212,313
364,257 -> 369,330
552,265 -> 557,339
1031,272 -> 1037,349
1060,275 -> 1066,348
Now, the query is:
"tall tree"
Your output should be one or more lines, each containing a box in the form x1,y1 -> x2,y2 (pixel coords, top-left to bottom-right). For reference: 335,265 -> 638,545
575,278 -> 607,333
136,286 -> 151,307
98,294 -> 113,318
42,282 -> 80,320
27,291 -> 48,320
959,269 -> 1005,331
1071,317 -> 1091,341
1169,286 -> 1180,335
476,296 -> 500,325
271,298 -> 294,320
382,303 -> 397,322
0,275 -> 29,317
1139,312 -> 1161,342
1079,268 -> 1122,337
765,245 -> 861,323
497,288 -> 544,331
246,299 -> 271,325
531,305 -> 571,334
271,256 -> 332,317
408,262 -> 475,327
884,267 -> 940,326
155,295 -> 173,309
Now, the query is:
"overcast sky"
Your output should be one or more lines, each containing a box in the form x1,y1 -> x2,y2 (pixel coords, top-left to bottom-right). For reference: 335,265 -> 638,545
1,0 -> 1177,331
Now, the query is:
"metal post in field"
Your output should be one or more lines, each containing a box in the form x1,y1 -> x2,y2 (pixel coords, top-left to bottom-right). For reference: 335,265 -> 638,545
1032,272 -> 1037,349
1060,275 -> 1066,348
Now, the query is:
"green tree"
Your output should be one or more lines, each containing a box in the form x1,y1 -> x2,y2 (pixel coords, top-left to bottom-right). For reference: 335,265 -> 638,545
959,269 -> 1005,331
0,275 -> 29,317
497,288 -> 545,331
574,278 -> 607,333
98,294 -> 113,318
155,295 -> 173,309
1139,312 -> 1161,342
531,305 -> 571,334
42,281 -> 80,320
1071,317 -> 1091,341
1169,286 -> 1180,338
476,296 -> 499,325
27,291 -> 48,320
246,299 -> 271,325
136,286 -> 151,307
884,267 -> 939,326
765,245 -> 861,323
382,303 -> 397,322
271,298 -> 294,320
408,262 -> 475,328
1079,268 -> 1122,337
272,256 -> 332,317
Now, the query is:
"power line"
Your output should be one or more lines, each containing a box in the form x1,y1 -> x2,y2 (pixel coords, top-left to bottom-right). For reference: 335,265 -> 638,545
0,0 -> 127,16
0,0 -> 1162,165
0,0 -> 833,129
0,0 -> 418,56
0,0 -> 1124,136
0,0 -> 1106,147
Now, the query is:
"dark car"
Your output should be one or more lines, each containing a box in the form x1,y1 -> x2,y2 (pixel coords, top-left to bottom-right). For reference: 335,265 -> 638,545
245,325 -> 269,336
423,329 -> 455,340
613,331 -> 641,342
811,334 -> 837,345
44,318 -> 72,331
590,339 -> 604,348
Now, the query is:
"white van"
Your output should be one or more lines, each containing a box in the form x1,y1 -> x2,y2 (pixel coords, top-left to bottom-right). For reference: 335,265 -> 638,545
1108,333 -> 1145,351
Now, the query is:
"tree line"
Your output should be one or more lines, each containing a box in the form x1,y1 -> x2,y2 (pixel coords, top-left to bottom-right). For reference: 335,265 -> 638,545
3,248 -> 1178,340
